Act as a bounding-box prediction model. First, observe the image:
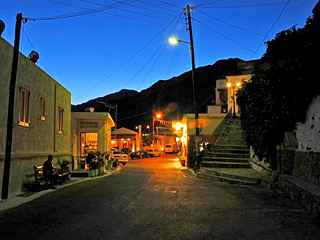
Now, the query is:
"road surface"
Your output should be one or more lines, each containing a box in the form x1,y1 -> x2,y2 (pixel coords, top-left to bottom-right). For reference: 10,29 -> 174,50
0,154 -> 319,239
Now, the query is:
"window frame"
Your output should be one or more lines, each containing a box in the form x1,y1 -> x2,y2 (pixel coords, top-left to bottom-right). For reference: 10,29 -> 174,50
18,88 -> 30,127
58,106 -> 64,134
40,97 -> 46,121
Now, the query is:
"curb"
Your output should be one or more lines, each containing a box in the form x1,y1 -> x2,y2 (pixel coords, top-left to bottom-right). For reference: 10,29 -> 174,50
0,167 -> 121,213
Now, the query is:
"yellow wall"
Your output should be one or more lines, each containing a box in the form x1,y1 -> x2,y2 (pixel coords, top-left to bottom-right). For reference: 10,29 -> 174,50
183,113 -> 225,136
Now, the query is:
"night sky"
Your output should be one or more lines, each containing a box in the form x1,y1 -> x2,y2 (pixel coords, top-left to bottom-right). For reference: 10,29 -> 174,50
0,0 -> 317,104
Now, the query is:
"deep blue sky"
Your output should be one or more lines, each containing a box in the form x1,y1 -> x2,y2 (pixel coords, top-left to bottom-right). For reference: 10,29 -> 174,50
0,0 -> 317,104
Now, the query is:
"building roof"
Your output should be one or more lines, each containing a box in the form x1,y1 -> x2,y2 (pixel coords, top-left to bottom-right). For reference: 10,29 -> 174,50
72,112 -> 115,127
112,127 -> 137,136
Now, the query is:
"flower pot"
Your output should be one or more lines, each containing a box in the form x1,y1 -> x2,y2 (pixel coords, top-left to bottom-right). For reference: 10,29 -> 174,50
107,161 -> 112,170
88,169 -> 95,177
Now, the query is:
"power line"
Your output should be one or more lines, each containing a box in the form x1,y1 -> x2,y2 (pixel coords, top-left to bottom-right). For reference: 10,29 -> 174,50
197,0 -> 298,9
120,44 -> 164,89
22,23 -> 54,78
25,0 -> 138,21
153,0 -> 182,9
251,0 -> 291,58
73,11 -> 183,102
80,0 -> 175,22
118,110 -> 153,121
45,0 -> 165,25
193,18 -> 255,53
137,12 -> 184,89
195,0 -> 224,7
118,10 -> 183,89
139,0 -> 178,13
195,9 -> 272,37
106,0 -> 177,18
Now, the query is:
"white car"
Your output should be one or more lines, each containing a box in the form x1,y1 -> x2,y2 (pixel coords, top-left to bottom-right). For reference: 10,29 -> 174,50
146,149 -> 161,157
164,144 -> 178,154
112,151 -> 129,165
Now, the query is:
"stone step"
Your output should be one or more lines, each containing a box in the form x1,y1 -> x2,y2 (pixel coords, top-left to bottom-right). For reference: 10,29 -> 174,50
203,156 -> 250,163
197,172 -> 259,185
206,152 -> 250,158
201,161 -> 251,168
208,148 -> 250,154
213,145 -> 248,150
200,167 -> 263,184
218,139 -> 246,145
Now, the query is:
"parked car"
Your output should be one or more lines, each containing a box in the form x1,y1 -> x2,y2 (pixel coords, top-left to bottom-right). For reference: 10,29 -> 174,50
130,150 -> 150,159
111,151 -> 129,165
146,149 -> 161,157
164,144 -> 178,154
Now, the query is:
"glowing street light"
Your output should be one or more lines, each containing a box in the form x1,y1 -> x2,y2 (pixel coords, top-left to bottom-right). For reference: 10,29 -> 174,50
168,37 -> 179,45
175,122 -> 182,131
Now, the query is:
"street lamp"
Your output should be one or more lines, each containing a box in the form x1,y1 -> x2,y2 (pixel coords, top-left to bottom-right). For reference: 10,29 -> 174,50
227,82 -> 241,118
169,35 -> 199,165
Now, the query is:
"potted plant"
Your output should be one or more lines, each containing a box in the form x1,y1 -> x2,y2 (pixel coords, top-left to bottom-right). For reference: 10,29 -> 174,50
87,152 -> 97,177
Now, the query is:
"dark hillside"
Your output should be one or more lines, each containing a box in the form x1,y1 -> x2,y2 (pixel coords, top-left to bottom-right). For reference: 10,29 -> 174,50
72,58 -> 252,129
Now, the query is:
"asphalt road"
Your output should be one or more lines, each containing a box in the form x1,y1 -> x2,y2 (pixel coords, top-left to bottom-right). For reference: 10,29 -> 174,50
0,154 -> 319,240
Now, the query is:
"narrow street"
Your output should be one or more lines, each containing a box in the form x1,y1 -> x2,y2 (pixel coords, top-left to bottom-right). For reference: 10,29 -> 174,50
0,154 -> 319,240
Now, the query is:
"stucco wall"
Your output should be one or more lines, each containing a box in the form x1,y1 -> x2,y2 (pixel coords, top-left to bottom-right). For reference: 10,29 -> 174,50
0,38 -> 71,196
295,96 -> 320,152
184,114 -> 225,136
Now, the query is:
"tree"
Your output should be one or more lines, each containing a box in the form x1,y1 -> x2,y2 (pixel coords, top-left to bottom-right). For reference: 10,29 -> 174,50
237,2 -> 320,169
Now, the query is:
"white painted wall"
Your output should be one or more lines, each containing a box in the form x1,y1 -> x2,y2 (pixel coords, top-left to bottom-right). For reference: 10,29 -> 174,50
295,96 -> 320,152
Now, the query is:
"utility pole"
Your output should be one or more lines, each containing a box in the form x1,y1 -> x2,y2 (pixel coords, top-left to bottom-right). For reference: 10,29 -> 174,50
2,13 -> 23,200
186,5 -> 199,168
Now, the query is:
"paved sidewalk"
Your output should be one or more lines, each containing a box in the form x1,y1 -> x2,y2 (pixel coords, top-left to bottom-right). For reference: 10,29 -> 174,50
0,167 -> 121,212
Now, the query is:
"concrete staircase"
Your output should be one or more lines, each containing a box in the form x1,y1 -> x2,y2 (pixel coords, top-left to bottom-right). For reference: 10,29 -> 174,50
197,117 -> 266,185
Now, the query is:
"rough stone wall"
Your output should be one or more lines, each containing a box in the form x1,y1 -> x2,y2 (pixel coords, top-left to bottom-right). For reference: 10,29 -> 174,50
295,96 -> 320,152
293,151 -> 320,187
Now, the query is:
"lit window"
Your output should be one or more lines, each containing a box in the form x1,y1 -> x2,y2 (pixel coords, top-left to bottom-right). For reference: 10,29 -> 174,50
40,97 -> 45,120
18,88 -> 30,127
58,107 -> 64,133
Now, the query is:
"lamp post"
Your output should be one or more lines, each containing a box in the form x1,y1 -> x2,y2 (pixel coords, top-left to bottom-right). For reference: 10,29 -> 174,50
152,113 -> 162,147
169,6 -> 199,168
227,82 -> 241,118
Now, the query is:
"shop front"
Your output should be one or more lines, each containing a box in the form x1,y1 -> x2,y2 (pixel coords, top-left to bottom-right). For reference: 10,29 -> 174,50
72,112 -> 115,170
111,127 -> 140,153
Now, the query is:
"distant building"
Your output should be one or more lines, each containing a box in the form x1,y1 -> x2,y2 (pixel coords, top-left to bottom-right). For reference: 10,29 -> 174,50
111,127 -> 139,153
71,111 -> 115,170
0,38 -> 71,197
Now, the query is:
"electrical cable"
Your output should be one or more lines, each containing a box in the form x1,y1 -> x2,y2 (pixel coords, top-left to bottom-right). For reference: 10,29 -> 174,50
118,110 -> 153,121
195,0 -> 224,8
105,0 -> 177,18
22,23 -> 55,78
165,13 -> 185,76
25,0 -> 138,21
137,12 -> 184,89
80,0 -> 175,22
73,11 -> 183,102
45,0 -> 165,26
193,18 -> 255,53
195,9 -> 272,37
121,10 -> 183,89
154,0 -> 182,9
120,44 -> 164,89
251,0 -> 291,58
139,0 -> 178,13
197,0 -> 298,9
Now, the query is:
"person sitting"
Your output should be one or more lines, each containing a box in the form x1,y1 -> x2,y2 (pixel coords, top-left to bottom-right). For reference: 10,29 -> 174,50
43,155 -> 56,189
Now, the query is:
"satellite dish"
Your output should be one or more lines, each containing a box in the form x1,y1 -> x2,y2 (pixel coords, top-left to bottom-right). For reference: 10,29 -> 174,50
0,20 -> 5,37
28,51 -> 39,63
